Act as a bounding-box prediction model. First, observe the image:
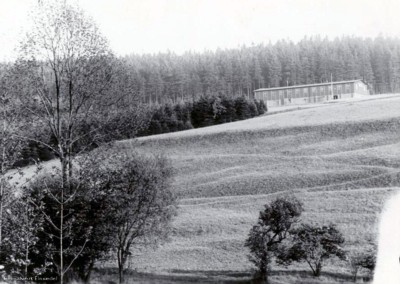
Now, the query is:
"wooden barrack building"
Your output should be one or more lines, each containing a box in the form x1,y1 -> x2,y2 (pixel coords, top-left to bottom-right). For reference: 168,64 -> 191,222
254,79 -> 370,108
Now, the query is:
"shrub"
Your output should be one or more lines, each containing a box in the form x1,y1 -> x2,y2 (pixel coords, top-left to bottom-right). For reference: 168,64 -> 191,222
191,96 -> 215,128
248,100 -> 259,117
348,249 -> 376,282
26,173 -> 115,282
218,95 -> 237,123
256,100 -> 267,115
234,96 -> 252,119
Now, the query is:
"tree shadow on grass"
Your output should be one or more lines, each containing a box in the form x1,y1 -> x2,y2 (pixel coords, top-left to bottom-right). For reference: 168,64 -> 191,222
92,267 -> 372,284
270,269 -> 372,283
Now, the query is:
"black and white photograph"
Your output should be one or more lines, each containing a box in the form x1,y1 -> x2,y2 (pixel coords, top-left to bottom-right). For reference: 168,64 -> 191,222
1,0 -> 400,283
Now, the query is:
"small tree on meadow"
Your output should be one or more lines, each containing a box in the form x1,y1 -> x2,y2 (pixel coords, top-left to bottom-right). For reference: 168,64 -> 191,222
276,224 -> 346,277
245,196 -> 303,283
81,150 -> 177,284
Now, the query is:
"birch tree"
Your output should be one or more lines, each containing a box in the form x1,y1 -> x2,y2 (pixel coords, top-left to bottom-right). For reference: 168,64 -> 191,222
17,1 -> 115,283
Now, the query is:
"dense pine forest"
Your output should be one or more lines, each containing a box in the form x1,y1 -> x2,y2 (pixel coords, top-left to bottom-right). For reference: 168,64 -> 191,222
123,36 -> 400,104
7,36 -> 400,165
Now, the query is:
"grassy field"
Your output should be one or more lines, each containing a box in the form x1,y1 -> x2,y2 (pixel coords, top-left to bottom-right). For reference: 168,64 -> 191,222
98,95 -> 400,283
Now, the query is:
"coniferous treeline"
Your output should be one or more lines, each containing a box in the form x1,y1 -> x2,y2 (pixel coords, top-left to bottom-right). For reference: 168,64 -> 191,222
139,95 -> 267,136
123,36 -> 400,104
6,36 -> 400,165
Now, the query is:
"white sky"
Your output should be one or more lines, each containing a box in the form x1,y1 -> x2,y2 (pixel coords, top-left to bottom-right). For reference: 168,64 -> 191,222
1,0 -> 400,60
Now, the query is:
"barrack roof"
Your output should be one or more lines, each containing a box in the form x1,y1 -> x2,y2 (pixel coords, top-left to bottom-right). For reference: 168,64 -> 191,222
254,79 -> 365,92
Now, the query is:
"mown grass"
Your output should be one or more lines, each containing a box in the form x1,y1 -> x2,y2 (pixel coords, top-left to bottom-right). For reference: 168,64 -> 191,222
118,117 -> 400,199
96,96 -> 400,283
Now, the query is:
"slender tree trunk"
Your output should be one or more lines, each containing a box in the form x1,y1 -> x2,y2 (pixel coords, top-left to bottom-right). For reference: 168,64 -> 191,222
0,106 -> 7,255
262,257 -> 269,284
25,204 -> 29,281
118,247 -> 124,284
60,190 -> 64,284
83,261 -> 94,283
315,263 -> 322,277
352,267 -> 358,282
0,185 -> 2,256
257,250 -> 269,284
25,245 -> 29,283
60,155 -> 66,284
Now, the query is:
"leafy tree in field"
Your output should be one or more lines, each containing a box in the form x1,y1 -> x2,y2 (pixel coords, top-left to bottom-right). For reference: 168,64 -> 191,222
276,224 -> 346,277
245,196 -> 303,283
82,150 -> 176,284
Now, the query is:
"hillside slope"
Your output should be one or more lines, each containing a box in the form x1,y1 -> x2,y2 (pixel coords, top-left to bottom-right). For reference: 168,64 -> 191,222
99,94 -> 400,283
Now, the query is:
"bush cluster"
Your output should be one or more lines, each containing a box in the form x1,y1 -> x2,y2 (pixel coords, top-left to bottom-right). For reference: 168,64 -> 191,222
142,103 -> 193,135
1,151 -> 176,283
15,96 -> 266,165
140,95 -> 267,136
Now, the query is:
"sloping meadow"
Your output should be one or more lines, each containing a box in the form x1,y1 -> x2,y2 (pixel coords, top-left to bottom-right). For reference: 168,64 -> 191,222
121,117 -> 400,199
110,98 -> 400,282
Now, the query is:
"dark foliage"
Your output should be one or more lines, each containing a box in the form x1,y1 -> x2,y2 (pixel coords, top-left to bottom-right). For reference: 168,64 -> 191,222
25,175 -> 115,282
245,196 -> 303,282
140,95 -> 266,136
139,102 -> 193,136
191,97 -> 215,128
234,97 -> 252,120
17,151 -> 176,283
11,105 -> 151,168
349,249 -> 376,282
276,224 -> 346,277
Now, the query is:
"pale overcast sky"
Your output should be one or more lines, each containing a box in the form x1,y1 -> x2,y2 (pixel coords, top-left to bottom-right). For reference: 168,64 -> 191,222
1,0 -> 400,60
